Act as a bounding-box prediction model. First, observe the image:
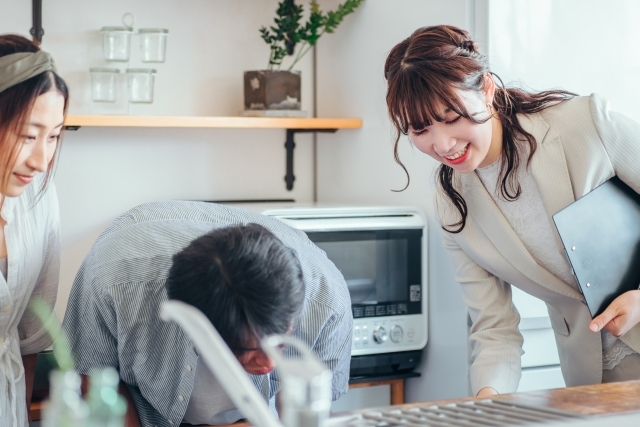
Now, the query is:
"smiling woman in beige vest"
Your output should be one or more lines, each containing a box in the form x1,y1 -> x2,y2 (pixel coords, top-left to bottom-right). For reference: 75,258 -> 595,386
384,25 -> 640,398
0,34 -> 68,427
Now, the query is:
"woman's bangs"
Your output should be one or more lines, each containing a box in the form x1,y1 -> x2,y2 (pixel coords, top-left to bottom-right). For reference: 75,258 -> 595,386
390,70 -> 473,133
390,72 -> 438,133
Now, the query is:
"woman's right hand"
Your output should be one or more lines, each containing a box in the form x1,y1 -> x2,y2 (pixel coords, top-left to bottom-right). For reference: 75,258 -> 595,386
476,387 -> 499,398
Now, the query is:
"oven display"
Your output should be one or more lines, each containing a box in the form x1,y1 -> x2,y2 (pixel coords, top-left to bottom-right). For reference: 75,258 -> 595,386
306,229 -> 422,318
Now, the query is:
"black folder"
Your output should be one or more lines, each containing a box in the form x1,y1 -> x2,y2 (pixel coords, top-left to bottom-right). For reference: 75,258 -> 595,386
553,176 -> 640,317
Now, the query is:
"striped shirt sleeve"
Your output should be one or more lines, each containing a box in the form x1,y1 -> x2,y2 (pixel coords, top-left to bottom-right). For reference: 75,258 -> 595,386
62,201 -> 352,426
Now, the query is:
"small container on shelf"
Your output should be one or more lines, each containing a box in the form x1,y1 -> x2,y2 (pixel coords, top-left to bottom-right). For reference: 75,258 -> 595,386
138,28 -> 169,63
126,68 -> 157,103
90,68 -> 120,102
101,26 -> 134,61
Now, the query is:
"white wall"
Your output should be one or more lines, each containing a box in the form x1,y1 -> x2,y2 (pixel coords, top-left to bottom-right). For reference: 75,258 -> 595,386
315,0 -> 474,402
487,0 -> 640,121
2,0 -> 317,319
2,0 -> 476,405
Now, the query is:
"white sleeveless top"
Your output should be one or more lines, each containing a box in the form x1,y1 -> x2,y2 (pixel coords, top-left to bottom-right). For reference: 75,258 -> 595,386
476,158 -> 636,370
182,358 -> 243,425
0,258 -> 7,280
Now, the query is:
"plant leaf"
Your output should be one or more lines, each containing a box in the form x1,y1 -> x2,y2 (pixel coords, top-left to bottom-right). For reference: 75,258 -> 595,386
29,298 -> 74,372
297,1 -> 324,46
324,0 -> 364,34
261,0 -> 363,69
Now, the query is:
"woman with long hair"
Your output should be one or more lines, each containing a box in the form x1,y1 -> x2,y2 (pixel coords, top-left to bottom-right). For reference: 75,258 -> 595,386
385,25 -> 640,397
0,34 -> 67,426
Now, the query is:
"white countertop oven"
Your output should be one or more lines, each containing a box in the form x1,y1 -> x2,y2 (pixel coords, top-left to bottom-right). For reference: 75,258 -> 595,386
258,205 -> 428,377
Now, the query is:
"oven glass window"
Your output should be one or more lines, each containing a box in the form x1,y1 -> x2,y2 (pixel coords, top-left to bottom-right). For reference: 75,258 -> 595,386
306,229 -> 422,317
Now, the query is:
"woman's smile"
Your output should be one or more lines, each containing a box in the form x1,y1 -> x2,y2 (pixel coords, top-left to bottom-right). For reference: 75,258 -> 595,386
442,143 -> 470,164
13,173 -> 35,185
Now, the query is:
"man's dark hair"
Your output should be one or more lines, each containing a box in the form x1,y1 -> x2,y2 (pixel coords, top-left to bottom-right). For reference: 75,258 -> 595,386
167,223 -> 305,354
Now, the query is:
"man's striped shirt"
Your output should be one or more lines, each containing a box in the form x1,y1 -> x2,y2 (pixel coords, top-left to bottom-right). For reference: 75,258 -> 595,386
62,201 -> 352,427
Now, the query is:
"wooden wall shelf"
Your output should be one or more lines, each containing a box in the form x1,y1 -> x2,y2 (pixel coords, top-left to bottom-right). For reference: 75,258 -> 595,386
64,115 -> 362,130
63,115 -> 363,191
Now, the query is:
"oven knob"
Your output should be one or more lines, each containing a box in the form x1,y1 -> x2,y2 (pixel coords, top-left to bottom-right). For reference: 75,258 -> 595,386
390,325 -> 403,343
373,326 -> 388,344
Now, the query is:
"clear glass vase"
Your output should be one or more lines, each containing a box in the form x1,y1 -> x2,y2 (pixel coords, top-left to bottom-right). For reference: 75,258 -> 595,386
88,367 -> 127,427
43,370 -> 89,427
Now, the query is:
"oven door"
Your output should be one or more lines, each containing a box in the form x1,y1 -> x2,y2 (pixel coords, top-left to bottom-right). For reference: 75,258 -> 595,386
306,229 -> 424,355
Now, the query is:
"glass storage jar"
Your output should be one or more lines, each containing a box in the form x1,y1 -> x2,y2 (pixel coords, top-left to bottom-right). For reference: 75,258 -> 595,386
139,28 -> 169,63
90,68 -> 120,102
126,68 -> 156,103
101,26 -> 134,61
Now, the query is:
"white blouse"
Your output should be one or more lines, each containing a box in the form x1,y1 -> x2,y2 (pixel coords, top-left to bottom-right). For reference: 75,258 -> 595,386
0,175 -> 60,427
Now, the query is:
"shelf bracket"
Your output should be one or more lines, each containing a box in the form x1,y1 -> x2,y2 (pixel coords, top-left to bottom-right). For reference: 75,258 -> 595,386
30,0 -> 44,45
285,128 -> 336,191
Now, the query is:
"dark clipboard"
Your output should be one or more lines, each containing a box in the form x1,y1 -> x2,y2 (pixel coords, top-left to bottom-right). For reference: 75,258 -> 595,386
553,176 -> 640,318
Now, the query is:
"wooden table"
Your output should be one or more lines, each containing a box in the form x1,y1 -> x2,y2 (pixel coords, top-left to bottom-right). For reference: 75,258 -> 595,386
347,377 -> 408,406
215,381 -> 640,427
383,380 -> 640,416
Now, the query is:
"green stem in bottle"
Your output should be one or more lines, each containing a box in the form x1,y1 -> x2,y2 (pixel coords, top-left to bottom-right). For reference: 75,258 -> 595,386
29,298 -> 74,371
288,41 -> 316,71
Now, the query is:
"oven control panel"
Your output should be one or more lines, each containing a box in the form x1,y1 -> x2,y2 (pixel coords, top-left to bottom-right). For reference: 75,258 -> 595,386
351,314 -> 426,356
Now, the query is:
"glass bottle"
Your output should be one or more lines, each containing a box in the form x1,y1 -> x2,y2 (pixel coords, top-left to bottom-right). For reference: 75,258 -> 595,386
43,370 -> 89,427
87,367 -> 127,427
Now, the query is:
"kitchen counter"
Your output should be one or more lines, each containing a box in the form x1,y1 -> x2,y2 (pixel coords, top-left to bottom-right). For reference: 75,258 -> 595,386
216,380 -> 640,427
395,380 -> 640,416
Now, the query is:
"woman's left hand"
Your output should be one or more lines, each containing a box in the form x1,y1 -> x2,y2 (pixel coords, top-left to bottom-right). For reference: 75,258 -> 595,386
590,290 -> 640,336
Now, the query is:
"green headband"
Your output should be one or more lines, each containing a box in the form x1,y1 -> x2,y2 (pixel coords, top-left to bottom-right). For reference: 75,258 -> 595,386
0,51 -> 57,93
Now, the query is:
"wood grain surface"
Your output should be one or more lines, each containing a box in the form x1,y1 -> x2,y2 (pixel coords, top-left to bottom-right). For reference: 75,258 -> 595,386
358,380 -> 640,416
64,115 -> 363,130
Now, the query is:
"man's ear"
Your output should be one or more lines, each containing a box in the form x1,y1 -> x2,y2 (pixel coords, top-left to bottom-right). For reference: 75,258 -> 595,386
483,73 -> 496,105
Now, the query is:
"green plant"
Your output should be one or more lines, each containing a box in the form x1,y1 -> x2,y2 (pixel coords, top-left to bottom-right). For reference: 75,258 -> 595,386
30,298 -> 74,371
260,0 -> 364,71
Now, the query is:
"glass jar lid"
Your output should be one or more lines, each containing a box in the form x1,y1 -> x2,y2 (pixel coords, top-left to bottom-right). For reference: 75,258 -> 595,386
125,68 -> 157,74
101,26 -> 134,33
138,28 -> 169,34
90,67 -> 121,73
